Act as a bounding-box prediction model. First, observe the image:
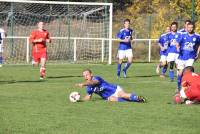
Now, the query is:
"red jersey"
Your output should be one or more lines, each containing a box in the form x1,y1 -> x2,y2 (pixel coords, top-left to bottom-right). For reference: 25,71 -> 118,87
29,29 -> 50,53
181,72 -> 200,101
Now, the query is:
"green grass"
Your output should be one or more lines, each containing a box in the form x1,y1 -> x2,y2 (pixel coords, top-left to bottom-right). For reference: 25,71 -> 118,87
0,63 -> 200,134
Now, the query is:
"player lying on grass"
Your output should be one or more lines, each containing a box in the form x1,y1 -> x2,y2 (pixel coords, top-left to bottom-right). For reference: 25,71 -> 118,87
174,66 -> 200,104
75,69 -> 146,102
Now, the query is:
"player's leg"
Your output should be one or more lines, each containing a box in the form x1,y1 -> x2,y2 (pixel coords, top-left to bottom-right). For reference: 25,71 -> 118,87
176,59 -> 187,92
117,50 -> 125,78
160,55 -> 168,77
122,49 -> 133,78
32,52 -> 39,67
167,53 -> 175,81
116,86 -> 146,102
40,57 -> 46,79
0,44 -> 3,67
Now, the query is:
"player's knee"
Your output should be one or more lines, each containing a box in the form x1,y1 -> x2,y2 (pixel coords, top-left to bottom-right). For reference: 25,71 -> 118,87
169,61 -> 174,69
108,96 -> 117,102
162,61 -> 167,66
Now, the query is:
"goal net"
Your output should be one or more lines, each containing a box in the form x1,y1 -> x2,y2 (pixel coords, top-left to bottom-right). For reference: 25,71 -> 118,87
0,0 -> 113,64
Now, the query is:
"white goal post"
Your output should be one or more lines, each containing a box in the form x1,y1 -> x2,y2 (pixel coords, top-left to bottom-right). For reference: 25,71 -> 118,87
0,0 -> 113,64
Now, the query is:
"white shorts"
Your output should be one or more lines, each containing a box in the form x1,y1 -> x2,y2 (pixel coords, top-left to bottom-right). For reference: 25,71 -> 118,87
110,86 -> 123,98
118,49 -> 133,60
180,89 -> 187,99
160,55 -> 167,62
167,53 -> 179,63
177,59 -> 194,70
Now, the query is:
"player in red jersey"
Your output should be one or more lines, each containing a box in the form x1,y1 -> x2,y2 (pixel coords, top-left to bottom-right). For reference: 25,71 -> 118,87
29,21 -> 51,79
174,66 -> 200,104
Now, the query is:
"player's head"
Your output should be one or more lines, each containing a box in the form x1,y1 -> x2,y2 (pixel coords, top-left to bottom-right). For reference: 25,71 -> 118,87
184,19 -> 192,29
37,21 -> 44,30
124,19 -> 130,29
165,26 -> 171,33
82,69 -> 93,81
183,66 -> 194,74
187,22 -> 195,34
170,21 -> 178,32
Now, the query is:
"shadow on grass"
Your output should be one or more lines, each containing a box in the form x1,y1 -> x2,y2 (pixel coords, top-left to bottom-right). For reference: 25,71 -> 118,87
47,75 -> 82,79
134,74 -> 158,78
0,80 -> 44,84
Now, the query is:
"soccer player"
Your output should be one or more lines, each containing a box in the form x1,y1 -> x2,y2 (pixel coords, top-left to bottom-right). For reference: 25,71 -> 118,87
29,21 -> 51,79
175,66 -> 200,104
178,20 -> 191,33
176,22 -> 200,91
76,69 -> 146,102
156,26 -> 171,77
0,27 -> 6,67
116,19 -> 133,78
167,22 -> 182,81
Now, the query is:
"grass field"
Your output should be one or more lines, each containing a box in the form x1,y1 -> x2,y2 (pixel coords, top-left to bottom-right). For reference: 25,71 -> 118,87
0,63 -> 200,134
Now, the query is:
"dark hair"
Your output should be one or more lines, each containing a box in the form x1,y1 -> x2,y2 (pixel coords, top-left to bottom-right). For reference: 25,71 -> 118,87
171,21 -> 178,27
83,69 -> 92,74
185,20 -> 192,24
183,66 -> 194,74
124,19 -> 130,23
187,21 -> 195,27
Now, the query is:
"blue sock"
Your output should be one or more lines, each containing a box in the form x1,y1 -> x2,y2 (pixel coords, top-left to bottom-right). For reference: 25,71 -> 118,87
169,70 -> 174,81
117,64 -> 122,76
162,67 -> 167,75
0,56 -> 3,64
123,62 -> 131,72
177,74 -> 182,91
130,94 -> 139,102
117,97 -> 129,102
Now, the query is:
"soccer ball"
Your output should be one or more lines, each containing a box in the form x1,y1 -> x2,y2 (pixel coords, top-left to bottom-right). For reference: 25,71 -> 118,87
69,91 -> 81,102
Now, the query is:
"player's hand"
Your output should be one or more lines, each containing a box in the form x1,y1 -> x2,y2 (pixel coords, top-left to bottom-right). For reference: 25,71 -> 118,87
123,38 -> 129,43
160,46 -> 165,51
75,83 -> 84,88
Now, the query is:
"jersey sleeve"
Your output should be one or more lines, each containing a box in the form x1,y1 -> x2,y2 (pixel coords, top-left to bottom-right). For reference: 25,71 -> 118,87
117,30 -> 123,39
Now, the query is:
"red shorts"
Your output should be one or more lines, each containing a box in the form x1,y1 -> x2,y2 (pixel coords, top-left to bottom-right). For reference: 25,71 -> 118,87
32,51 -> 47,63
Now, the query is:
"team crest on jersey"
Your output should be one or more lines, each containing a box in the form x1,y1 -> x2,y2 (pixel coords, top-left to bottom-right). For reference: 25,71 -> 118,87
193,38 -> 196,41
175,35 -> 178,38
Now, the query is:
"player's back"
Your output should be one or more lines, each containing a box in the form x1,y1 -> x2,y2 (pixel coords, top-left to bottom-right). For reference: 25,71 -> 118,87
86,76 -> 117,99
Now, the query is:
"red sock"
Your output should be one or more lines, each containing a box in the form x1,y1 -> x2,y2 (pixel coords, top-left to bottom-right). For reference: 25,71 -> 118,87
40,67 -> 46,77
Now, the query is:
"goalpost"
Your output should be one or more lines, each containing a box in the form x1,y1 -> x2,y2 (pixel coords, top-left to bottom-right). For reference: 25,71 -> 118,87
0,0 -> 113,64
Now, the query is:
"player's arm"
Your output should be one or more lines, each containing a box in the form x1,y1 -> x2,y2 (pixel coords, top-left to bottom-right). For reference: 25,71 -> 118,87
83,94 -> 92,101
116,30 -> 129,43
76,80 -> 99,88
46,32 -> 51,43
195,44 -> 200,59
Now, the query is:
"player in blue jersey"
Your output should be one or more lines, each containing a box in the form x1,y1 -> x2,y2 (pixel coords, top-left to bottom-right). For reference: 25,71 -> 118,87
178,20 -> 191,33
167,22 -> 182,81
116,19 -> 133,78
156,26 -> 171,77
176,22 -> 200,91
0,27 -> 6,67
76,69 -> 146,102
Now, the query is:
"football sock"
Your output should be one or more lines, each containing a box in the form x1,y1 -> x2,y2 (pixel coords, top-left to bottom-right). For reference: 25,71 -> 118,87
0,56 -> 3,64
123,62 -> 131,71
130,94 -> 139,102
40,67 -> 46,77
169,70 -> 174,81
117,63 -> 122,76
162,65 -> 167,75
117,97 -> 129,102
177,74 -> 182,91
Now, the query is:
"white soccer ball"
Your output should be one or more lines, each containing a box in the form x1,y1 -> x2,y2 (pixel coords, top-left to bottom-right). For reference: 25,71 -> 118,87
69,91 -> 81,102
